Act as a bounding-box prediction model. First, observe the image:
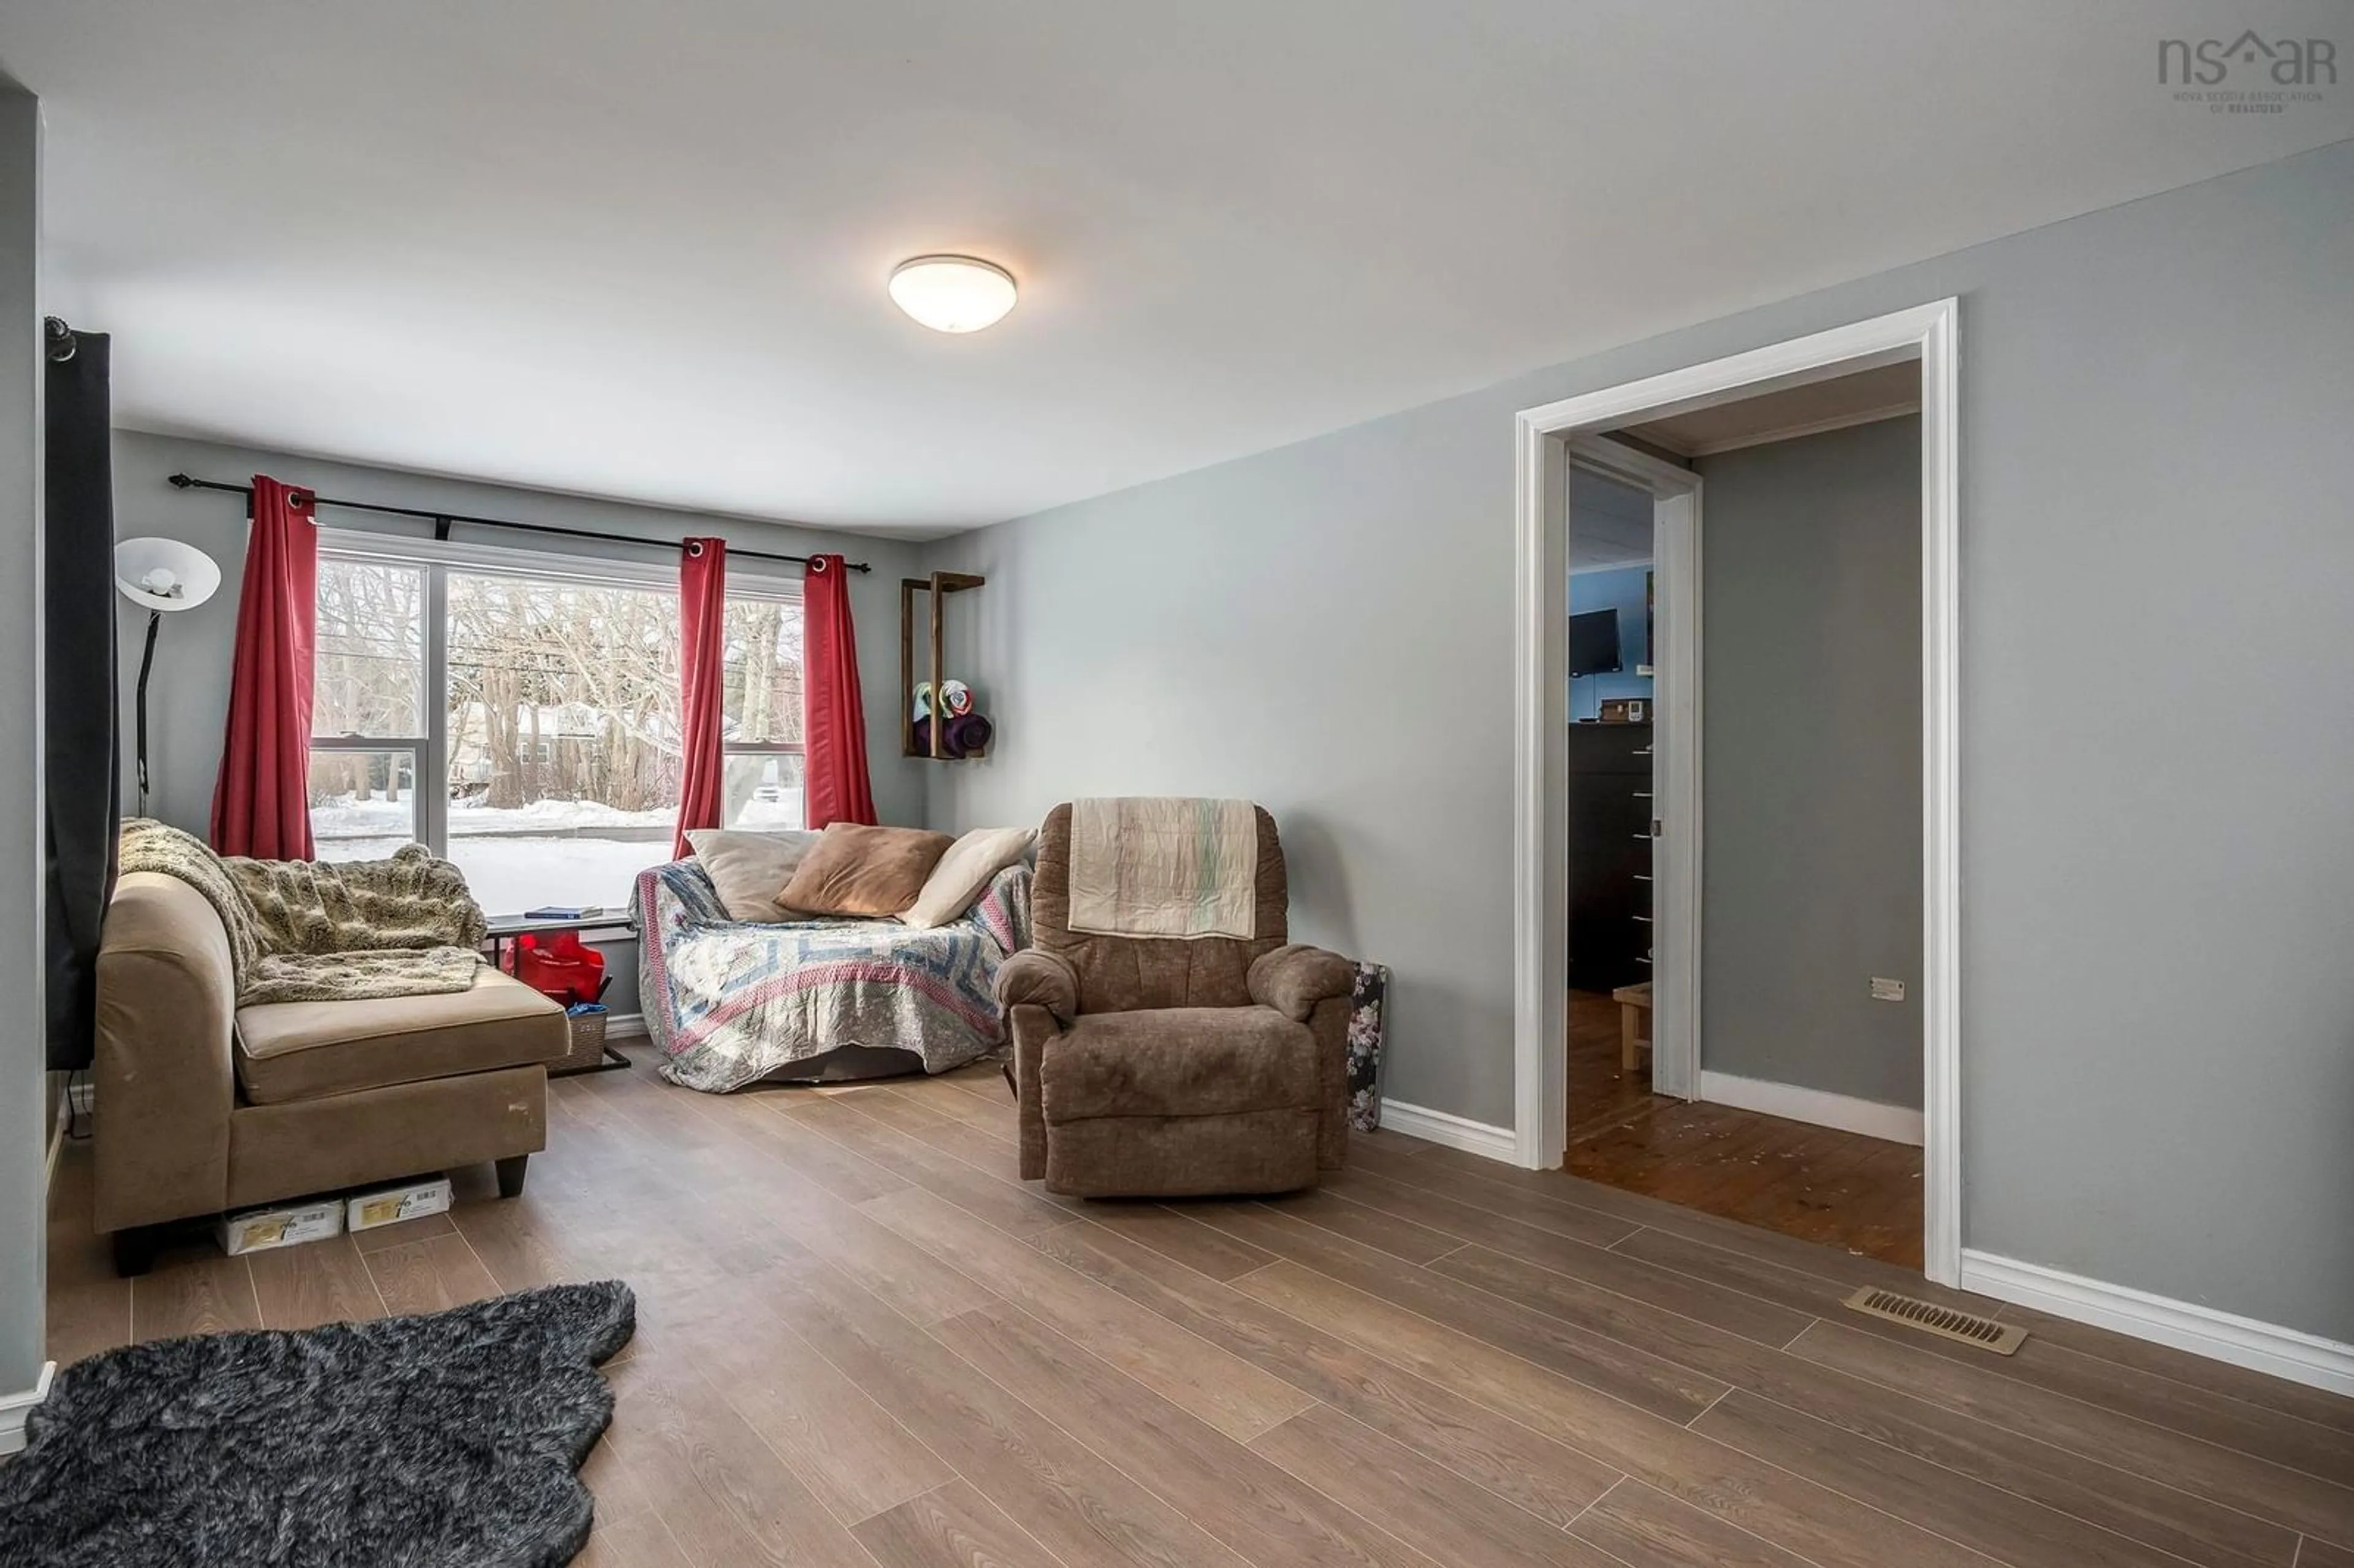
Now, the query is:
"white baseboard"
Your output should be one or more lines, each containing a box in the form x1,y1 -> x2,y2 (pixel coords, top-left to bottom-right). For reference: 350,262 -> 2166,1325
604,1011 -> 648,1041
1960,1249 -> 2354,1398
1697,1070 -> 1923,1146
0,1361 -> 55,1456
1377,1099 -> 1517,1162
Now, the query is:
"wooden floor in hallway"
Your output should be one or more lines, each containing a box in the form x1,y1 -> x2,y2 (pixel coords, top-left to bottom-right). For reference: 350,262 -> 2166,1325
44,1054 -> 2354,1567
1564,989 -> 1927,1268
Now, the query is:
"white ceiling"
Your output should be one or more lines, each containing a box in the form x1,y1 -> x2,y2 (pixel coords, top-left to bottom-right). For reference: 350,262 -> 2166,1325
1621,361 -> 1921,459
1569,470 -> 1654,574
5,3 -> 2348,538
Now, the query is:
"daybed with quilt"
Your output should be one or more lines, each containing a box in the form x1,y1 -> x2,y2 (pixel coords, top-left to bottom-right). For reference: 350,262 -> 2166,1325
633,856 -> 1030,1091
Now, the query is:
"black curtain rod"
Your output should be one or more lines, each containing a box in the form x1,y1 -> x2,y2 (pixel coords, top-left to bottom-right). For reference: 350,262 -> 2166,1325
166,473 -> 872,573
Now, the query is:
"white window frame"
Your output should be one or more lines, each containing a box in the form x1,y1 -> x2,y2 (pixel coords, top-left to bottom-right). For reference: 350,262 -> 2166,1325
310,528 -> 806,866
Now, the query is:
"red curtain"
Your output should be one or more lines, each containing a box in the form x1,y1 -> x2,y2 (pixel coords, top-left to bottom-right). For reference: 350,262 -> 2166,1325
210,476 -> 318,859
802,554 -> 876,828
673,537 -> 728,859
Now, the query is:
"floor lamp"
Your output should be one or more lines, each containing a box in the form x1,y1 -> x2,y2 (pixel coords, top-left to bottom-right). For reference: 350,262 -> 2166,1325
113,537 -> 221,815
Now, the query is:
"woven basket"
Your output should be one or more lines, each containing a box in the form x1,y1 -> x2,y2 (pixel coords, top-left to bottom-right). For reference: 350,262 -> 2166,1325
549,1005 -> 611,1076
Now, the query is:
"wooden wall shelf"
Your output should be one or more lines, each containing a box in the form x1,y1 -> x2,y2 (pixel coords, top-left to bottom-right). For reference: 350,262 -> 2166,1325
899,571 -> 987,759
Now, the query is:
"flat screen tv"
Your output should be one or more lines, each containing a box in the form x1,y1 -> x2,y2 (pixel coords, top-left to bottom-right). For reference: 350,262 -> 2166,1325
1568,608 -> 1621,676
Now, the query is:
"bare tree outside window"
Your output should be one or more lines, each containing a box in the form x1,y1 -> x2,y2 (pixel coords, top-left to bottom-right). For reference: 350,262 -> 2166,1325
305,548 -> 804,913
309,560 -> 424,845
721,596 -> 806,830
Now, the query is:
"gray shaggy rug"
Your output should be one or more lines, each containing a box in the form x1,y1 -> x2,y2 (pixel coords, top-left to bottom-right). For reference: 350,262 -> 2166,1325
0,1279 -> 634,1567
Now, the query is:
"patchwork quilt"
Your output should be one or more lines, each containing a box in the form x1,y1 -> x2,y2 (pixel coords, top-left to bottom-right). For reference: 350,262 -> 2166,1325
634,856 -> 1030,1093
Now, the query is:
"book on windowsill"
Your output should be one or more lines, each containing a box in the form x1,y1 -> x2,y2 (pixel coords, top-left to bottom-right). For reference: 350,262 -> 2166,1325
520,905 -> 608,922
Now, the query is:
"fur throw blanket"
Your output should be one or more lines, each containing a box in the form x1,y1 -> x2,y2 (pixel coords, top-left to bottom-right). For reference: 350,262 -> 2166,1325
120,819 -> 488,1007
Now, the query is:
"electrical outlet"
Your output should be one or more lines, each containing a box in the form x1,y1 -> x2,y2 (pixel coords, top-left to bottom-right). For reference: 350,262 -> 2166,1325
1869,976 -> 1906,1003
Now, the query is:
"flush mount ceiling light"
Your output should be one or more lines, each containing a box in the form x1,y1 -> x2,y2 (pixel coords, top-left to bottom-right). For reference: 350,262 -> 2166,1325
888,255 -> 1018,333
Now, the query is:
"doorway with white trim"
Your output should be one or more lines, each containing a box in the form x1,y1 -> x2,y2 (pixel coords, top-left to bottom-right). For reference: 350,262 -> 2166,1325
1516,301 -> 1960,1285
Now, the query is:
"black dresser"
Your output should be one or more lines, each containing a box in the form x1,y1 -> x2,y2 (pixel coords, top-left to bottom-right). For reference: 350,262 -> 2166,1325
1568,721 -> 1653,992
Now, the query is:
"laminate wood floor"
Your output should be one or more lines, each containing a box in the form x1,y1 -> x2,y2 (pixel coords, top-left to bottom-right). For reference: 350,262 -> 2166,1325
1564,989 -> 1927,1268
44,1057 -> 2354,1567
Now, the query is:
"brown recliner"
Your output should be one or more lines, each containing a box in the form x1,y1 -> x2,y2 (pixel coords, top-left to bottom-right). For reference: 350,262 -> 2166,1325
996,803 -> 1355,1197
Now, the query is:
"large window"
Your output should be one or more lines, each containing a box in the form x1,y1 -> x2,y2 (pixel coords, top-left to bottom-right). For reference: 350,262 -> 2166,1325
308,540 -> 802,915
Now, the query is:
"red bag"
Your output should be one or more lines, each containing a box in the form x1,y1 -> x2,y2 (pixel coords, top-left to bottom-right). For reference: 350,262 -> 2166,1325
505,931 -> 606,1007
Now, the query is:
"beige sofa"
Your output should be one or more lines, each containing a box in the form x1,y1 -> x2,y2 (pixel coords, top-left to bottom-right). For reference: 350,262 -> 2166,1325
997,804 -> 1356,1197
93,870 -> 570,1275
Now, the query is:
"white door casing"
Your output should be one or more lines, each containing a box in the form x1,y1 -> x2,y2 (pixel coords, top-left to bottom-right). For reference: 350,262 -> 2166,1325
1513,298 -> 1960,1288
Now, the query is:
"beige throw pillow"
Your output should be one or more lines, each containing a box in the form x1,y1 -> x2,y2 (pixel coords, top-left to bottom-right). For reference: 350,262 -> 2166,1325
900,826 -> 1034,929
779,823 -> 957,919
686,828 -> 818,924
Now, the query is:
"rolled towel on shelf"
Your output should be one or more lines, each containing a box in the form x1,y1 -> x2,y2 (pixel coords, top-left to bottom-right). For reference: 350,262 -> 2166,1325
911,712 -> 992,758
943,713 -> 992,756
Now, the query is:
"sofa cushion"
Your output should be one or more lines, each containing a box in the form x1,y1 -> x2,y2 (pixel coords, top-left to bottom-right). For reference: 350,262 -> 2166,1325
1039,1006 -> 1318,1122
901,825 -> 1034,930
687,828 -> 819,924
781,822 -> 956,918
234,968 -> 569,1106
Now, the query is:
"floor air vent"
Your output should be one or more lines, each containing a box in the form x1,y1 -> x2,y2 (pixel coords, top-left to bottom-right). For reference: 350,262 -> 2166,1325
1842,1287 -> 2027,1355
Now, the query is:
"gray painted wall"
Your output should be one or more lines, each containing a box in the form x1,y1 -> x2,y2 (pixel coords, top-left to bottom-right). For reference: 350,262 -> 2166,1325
927,140 -> 2354,1342
0,68 -> 47,1401
1696,417 -> 1921,1109
111,430 -> 931,1022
